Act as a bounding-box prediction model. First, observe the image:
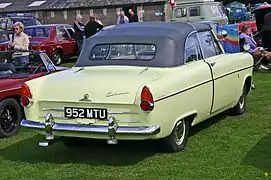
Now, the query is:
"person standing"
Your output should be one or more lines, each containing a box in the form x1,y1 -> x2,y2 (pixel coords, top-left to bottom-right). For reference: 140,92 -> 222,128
116,10 -> 129,24
129,9 -> 138,23
85,16 -> 104,38
73,14 -> 85,52
8,22 -> 30,65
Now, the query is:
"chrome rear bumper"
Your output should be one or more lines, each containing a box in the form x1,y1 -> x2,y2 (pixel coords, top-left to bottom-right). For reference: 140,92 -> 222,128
20,119 -> 160,135
20,113 -> 160,147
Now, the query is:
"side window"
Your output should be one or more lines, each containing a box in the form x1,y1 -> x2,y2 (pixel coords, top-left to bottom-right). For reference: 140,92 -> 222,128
197,31 -> 222,58
0,19 -> 7,30
175,7 -> 187,18
184,33 -> 202,63
66,27 -> 75,38
6,20 -> 13,30
57,27 -> 68,38
189,6 -> 200,16
0,33 -> 9,42
24,28 -> 34,37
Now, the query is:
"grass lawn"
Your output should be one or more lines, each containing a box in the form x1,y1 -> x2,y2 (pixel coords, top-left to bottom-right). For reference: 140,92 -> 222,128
1,72 -> 271,180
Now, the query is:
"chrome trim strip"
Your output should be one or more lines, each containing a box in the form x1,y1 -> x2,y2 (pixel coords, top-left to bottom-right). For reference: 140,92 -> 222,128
42,108 -> 63,111
0,87 -> 21,93
110,112 -> 139,115
20,119 -> 160,135
42,108 -> 139,114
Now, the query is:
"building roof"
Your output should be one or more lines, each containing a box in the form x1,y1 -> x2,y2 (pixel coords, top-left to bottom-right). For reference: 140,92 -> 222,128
75,21 -> 212,68
0,0 -> 166,13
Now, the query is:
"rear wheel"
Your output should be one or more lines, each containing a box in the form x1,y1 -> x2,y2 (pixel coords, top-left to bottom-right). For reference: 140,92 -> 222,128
230,85 -> 247,115
52,50 -> 63,65
161,119 -> 190,152
0,98 -> 22,138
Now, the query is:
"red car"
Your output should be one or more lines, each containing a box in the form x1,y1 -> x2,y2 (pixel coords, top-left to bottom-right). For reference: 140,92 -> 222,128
0,24 -> 78,65
25,24 -> 78,65
0,50 -> 68,138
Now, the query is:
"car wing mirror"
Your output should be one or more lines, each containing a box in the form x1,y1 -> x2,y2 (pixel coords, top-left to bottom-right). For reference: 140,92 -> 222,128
221,30 -> 228,38
217,30 -> 228,41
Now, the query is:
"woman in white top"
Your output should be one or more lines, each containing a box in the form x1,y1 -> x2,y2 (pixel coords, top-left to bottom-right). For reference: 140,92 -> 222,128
8,22 -> 30,65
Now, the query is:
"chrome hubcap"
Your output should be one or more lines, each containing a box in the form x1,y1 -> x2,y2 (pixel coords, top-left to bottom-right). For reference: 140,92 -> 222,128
239,94 -> 245,109
54,53 -> 61,64
174,120 -> 185,146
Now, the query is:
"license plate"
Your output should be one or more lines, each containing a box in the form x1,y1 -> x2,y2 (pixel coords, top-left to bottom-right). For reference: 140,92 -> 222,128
64,107 -> 108,120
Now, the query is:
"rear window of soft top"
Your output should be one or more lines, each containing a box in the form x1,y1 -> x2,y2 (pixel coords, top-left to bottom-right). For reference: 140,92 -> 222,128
89,44 -> 156,61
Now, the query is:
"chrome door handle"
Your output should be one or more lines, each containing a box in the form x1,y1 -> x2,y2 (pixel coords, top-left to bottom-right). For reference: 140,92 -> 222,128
210,62 -> 216,67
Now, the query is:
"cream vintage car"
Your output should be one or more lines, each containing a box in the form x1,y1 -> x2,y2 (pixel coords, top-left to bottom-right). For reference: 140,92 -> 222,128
20,22 -> 254,152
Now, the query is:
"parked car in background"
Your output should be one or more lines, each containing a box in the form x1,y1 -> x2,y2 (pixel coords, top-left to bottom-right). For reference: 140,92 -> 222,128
172,0 -> 228,25
0,50 -> 68,138
0,13 -> 41,34
24,24 -> 78,65
20,22 -> 253,152
252,2 -> 271,47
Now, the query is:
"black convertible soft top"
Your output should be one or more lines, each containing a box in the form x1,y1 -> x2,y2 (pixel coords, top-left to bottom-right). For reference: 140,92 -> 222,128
75,21 -> 212,68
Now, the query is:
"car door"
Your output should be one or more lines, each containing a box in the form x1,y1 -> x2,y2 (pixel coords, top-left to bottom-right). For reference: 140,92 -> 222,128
197,30 -> 236,113
56,26 -> 73,56
64,26 -> 78,54
182,33 -> 213,122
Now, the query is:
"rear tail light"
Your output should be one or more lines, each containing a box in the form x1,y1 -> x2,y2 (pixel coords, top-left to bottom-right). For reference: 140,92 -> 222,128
140,86 -> 154,111
20,83 -> 32,107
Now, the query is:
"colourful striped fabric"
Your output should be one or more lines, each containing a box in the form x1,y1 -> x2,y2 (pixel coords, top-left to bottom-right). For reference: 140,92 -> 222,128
217,24 -> 240,53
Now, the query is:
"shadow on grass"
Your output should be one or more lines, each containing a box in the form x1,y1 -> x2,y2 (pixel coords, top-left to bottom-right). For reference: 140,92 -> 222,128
242,133 -> 271,173
0,111 -> 229,165
0,135 -> 158,166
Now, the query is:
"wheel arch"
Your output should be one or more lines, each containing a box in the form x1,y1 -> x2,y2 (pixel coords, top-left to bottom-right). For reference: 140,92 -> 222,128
0,95 -> 24,117
244,75 -> 252,95
172,112 -> 197,129
55,47 -> 63,55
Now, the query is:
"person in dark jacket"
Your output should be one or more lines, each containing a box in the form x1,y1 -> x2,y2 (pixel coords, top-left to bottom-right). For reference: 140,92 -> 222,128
85,16 -> 104,38
73,14 -> 85,52
262,12 -> 271,51
129,9 -> 138,23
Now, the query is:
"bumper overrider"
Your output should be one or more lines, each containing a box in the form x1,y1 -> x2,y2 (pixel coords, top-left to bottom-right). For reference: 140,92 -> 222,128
20,113 -> 161,147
